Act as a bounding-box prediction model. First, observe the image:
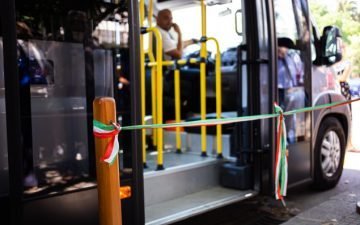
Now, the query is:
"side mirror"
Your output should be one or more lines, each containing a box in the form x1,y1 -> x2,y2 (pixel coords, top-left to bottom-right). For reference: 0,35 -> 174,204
321,26 -> 342,65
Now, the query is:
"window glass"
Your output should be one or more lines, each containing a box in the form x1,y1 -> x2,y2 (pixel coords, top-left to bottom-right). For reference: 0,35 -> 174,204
15,0 -> 124,197
274,0 -> 298,41
172,0 -> 243,54
0,34 -> 9,195
275,0 -> 308,144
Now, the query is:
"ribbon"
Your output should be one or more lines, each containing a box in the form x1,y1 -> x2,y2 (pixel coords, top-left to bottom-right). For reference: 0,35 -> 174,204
274,103 -> 288,204
93,120 -> 121,164
91,98 -> 358,197
119,98 -> 359,131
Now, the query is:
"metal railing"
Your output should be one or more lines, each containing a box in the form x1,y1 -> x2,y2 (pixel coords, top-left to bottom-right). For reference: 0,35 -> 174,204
139,0 -> 223,169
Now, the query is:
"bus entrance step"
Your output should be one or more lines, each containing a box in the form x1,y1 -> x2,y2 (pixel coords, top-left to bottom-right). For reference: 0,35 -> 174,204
145,186 -> 256,225
144,155 -> 221,207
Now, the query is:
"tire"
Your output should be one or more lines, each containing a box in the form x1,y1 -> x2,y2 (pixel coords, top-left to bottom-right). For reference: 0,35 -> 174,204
313,117 -> 346,190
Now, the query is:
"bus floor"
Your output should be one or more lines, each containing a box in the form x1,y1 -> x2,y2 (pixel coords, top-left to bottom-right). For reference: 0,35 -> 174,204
143,149 -> 217,172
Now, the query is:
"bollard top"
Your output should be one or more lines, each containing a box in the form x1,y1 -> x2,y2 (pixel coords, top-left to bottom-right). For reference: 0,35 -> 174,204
93,97 -> 115,105
93,97 -> 116,125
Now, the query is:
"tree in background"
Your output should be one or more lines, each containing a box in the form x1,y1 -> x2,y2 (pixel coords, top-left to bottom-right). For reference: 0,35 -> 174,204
310,0 -> 360,77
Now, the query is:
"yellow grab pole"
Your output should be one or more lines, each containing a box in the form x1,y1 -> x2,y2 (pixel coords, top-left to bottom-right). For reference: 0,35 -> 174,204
93,98 -> 122,225
208,37 -> 223,158
146,58 -> 198,67
200,0 -> 207,157
147,0 -> 157,148
174,69 -> 182,153
148,0 -> 154,36
151,66 -> 157,147
140,0 -> 147,167
147,27 -> 164,170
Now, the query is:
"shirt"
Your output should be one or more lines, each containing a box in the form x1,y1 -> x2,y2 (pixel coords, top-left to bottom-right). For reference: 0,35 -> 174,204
157,26 -> 179,61
278,52 -> 303,89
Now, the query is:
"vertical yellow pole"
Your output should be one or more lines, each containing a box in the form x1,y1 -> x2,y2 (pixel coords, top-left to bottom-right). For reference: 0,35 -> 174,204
208,37 -> 223,158
148,27 -> 164,170
148,0 -> 154,28
174,68 -> 182,153
140,0 -> 147,167
93,98 -> 122,225
148,0 -> 157,148
151,66 -> 157,147
200,0 -> 207,157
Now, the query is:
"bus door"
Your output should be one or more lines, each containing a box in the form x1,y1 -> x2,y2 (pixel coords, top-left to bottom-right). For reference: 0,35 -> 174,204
0,9 -> 10,222
274,0 -> 312,185
230,0 -> 278,194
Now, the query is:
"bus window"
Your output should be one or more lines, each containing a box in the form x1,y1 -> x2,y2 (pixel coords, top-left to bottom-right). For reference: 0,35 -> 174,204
0,26 -> 9,196
275,0 -> 310,144
14,1 -> 120,197
274,0 -> 298,42
172,0 -> 244,54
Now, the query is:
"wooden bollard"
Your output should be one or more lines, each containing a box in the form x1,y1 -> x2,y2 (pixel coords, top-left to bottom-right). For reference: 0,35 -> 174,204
93,97 -> 122,225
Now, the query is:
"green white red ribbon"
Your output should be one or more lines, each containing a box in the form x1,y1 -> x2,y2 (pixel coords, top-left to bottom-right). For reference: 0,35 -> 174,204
274,103 -> 288,202
93,120 -> 121,164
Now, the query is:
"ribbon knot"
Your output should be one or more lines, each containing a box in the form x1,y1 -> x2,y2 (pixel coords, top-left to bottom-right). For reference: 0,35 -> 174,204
273,102 -> 288,205
93,120 -> 121,164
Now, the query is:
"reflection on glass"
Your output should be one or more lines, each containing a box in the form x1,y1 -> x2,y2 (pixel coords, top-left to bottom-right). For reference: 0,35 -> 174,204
13,0 -> 123,197
0,38 -> 9,196
277,47 -> 306,144
18,39 -> 93,197
275,0 -> 309,144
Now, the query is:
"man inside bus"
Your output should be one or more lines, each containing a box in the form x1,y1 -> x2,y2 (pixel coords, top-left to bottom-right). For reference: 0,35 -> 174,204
156,9 -> 197,60
155,8 -> 199,121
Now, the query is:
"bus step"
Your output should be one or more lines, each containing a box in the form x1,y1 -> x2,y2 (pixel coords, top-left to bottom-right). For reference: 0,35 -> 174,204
145,186 -> 256,225
144,156 -> 221,207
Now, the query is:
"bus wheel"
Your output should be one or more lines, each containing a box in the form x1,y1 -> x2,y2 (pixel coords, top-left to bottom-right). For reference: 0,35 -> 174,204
313,117 -> 346,190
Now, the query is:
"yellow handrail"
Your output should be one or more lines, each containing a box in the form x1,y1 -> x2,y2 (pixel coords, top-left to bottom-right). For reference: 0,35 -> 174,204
145,58 -> 198,67
147,0 -> 157,149
139,0 -> 147,167
140,0 -> 222,168
207,37 -> 223,158
148,0 -> 154,59
200,0 -> 207,157
147,27 -> 164,170
174,69 -> 182,153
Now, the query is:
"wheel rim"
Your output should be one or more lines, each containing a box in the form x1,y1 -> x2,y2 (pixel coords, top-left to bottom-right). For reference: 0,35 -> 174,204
321,130 -> 341,177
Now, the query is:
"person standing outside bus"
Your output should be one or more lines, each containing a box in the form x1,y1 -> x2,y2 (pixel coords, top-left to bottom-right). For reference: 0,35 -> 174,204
156,9 -> 196,60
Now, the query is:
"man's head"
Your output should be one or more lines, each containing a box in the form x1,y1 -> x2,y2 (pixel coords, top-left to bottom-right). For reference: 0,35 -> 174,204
156,9 -> 173,31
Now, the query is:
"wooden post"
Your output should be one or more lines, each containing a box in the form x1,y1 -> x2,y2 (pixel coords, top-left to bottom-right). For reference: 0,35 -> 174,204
93,97 -> 122,225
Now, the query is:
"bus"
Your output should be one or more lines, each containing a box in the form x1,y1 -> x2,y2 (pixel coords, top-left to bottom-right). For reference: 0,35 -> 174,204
0,0 -> 352,224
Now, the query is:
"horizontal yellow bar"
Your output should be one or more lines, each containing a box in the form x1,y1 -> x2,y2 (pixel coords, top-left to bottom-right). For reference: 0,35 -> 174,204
146,58 -> 199,67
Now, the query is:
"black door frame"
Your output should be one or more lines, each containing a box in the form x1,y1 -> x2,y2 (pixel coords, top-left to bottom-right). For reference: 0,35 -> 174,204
1,0 -> 24,225
237,0 -> 277,195
127,0 -> 145,224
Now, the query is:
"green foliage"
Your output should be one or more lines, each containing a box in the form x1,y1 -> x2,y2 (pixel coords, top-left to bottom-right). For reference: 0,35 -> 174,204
310,0 -> 360,77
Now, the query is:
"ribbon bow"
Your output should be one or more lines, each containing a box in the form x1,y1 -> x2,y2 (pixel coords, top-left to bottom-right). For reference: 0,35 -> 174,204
93,120 -> 121,164
274,103 -> 288,204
